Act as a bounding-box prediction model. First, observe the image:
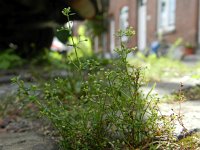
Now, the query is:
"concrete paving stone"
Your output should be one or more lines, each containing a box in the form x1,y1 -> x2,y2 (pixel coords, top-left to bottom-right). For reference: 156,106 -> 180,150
0,132 -> 58,150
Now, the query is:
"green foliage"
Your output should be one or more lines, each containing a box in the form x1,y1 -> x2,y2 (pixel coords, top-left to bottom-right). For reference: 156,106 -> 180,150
128,52 -> 189,81
178,132 -> 200,149
56,28 -> 70,43
85,15 -> 107,37
29,49 -> 67,69
13,8 -> 185,149
178,85 -> 200,100
167,38 -> 183,57
185,42 -> 195,49
0,92 -> 18,117
191,62 -> 200,79
0,49 -> 23,69
67,34 -> 93,60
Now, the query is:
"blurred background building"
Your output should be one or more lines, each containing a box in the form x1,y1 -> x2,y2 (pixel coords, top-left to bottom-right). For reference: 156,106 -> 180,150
1,0 -> 200,57
106,0 -> 200,54
0,0 -> 105,57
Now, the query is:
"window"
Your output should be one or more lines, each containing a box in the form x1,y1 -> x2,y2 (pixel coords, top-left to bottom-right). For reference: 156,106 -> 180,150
119,6 -> 129,41
158,0 -> 176,33
110,18 -> 115,52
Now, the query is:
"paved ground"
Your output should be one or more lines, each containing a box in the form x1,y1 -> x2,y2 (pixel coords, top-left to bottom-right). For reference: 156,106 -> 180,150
142,75 -> 200,132
0,73 -> 59,150
143,53 -> 200,134
159,101 -> 200,134
0,132 -> 58,150
0,53 -> 199,149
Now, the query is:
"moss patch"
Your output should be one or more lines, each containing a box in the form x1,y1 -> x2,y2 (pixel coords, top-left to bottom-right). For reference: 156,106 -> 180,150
178,132 -> 200,149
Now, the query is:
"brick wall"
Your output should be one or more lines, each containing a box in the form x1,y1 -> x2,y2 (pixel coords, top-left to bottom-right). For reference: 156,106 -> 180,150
108,0 -> 137,50
146,0 -> 157,45
167,0 -> 198,45
147,0 -> 199,46
108,0 -> 199,51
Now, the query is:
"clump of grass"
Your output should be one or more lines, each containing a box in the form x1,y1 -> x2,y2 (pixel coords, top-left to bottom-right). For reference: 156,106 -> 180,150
0,93 -> 18,117
181,85 -> 200,100
163,84 -> 200,103
178,132 -> 200,149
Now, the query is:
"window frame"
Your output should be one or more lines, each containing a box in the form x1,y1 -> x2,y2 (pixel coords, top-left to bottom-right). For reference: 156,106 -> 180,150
157,0 -> 176,33
119,5 -> 129,42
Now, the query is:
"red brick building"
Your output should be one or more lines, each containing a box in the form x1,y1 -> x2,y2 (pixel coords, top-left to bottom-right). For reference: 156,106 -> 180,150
107,0 -> 200,52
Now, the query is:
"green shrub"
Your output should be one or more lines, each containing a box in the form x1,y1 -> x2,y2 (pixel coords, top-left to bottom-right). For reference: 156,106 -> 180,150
192,62 -> 200,79
67,25 -> 93,60
13,7 -> 182,149
0,49 -> 23,69
128,52 -> 189,81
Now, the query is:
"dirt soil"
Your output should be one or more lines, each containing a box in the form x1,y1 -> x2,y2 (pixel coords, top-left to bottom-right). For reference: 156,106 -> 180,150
0,70 -> 59,150
0,132 -> 58,150
0,110 -> 59,150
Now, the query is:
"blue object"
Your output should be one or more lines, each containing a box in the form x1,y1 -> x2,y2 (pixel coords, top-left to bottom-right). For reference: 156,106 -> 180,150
150,41 -> 160,54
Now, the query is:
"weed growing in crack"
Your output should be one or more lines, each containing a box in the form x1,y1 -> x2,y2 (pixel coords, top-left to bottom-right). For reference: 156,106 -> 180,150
12,7 -> 191,150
